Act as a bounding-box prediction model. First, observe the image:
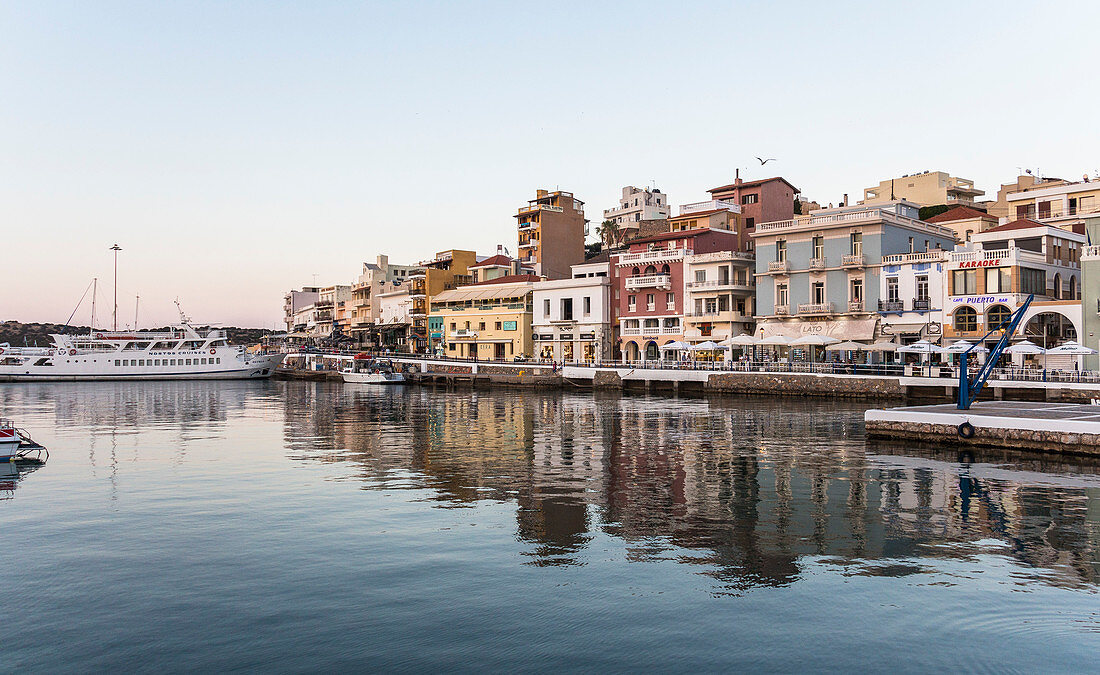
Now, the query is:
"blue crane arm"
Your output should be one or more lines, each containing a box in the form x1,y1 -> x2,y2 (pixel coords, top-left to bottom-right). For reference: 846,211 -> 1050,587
957,294 -> 1034,410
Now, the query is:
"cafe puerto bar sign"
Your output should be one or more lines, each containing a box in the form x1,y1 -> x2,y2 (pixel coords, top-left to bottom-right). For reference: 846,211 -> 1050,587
957,258 -> 1002,268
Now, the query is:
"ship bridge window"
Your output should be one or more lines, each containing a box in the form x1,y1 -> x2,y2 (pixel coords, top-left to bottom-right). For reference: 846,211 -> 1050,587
115,360 -> 120,366
34,358 -> 53,366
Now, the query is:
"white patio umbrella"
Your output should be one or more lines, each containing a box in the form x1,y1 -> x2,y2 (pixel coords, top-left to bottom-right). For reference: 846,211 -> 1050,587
1045,340 -> 1095,372
757,334 -> 793,346
690,340 -> 726,351
943,340 -> 988,353
825,340 -> 867,351
1005,340 -> 1045,354
720,334 -> 759,347
659,340 -> 691,352
791,335 -> 840,347
897,340 -> 943,354
866,340 -> 899,352
1045,341 -> 1096,354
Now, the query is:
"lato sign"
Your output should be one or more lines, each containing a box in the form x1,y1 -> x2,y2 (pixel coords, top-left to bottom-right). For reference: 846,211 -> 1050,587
958,259 -> 1001,268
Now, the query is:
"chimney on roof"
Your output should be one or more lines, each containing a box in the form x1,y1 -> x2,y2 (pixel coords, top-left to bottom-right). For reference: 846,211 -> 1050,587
536,189 -> 548,198
842,193 -> 848,207
735,168 -> 742,185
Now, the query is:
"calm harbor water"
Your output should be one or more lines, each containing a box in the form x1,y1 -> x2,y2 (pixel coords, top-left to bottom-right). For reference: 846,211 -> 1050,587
5,381 -> 1100,672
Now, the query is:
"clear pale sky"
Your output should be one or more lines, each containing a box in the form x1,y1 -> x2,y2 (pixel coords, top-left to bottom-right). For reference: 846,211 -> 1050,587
3,1 -> 1097,328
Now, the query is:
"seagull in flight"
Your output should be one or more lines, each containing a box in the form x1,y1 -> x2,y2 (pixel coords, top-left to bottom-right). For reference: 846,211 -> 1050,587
755,156 -> 776,165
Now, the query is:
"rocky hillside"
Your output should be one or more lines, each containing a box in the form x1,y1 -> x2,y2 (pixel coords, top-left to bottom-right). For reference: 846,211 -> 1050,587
0,321 -> 271,347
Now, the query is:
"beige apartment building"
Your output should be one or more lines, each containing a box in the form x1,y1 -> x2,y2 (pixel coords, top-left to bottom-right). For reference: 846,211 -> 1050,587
861,171 -> 984,207
349,254 -> 423,346
925,205 -> 1000,243
515,189 -> 587,280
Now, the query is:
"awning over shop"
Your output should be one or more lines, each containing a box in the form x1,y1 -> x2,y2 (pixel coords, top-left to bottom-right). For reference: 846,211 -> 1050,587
757,317 -> 878,342
881,322 -> 941,338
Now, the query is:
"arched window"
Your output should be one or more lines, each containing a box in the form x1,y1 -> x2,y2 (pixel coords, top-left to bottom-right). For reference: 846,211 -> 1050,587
644,265 -> 657,275
661,264 -> 671,275
987,305 -> 1011,330
632,266 -> 641,276
1054,273 -> 1062,298
954,306 -> 978,332
1070,275 -> 1078,300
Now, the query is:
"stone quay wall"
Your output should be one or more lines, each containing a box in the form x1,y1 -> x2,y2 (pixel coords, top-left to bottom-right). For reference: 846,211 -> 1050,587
866,419 -> 1100,456
704,373 -> 905,399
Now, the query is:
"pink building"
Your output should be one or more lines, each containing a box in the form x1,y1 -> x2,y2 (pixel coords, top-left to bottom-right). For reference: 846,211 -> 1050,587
707,175 -> 799,232
612,228 -> 742,361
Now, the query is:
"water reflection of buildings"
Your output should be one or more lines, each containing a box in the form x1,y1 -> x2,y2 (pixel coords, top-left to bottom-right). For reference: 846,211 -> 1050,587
281,384 -> 1100,589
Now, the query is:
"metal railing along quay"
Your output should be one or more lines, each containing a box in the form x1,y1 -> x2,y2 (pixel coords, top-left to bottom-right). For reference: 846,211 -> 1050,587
280,350 -> 1100,384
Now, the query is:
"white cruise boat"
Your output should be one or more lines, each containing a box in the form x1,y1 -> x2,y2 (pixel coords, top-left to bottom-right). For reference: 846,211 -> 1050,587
0,323 -> 284,382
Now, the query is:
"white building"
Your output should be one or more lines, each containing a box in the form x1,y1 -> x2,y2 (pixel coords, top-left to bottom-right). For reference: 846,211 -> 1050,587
283,286 -> 320,332
942,219 -> 1084,349
876,250 -> 946,344
532,258 -> 612,362
683,250 -> 756,343
602,186 -> 670,243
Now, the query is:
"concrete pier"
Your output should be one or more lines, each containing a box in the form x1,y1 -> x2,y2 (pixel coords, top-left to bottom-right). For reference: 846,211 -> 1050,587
865,401 -> 1100,454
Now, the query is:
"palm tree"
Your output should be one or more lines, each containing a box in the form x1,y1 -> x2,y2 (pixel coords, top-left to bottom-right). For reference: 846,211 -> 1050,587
597,219 -> 622,249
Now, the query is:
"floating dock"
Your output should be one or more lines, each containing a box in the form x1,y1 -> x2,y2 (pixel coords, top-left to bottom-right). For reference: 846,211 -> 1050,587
865,401 -> 1100,454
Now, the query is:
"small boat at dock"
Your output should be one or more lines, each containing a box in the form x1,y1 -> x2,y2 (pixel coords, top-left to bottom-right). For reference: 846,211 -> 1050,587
0,419 -> 48,472
341,355 -> 405,385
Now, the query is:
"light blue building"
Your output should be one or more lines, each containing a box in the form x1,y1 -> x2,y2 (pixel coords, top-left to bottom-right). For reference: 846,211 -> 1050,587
751,201 -> 957,342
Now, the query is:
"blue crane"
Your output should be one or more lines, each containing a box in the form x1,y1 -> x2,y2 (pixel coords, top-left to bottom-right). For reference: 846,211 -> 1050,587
957,294 -> 1034,410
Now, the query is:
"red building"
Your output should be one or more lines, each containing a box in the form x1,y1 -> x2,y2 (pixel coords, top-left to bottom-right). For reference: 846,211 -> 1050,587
707,175 -> 799,232
612,228 -> 742,361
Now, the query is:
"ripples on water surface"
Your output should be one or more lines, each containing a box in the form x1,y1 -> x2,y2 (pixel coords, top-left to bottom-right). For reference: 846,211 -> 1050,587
4,381 -> 1099,672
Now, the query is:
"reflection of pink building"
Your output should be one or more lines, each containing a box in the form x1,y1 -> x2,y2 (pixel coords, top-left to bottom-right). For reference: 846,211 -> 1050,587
613,228 -> 741,361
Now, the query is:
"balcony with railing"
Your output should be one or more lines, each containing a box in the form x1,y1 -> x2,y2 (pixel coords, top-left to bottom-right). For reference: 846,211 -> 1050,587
841,254 -> 865,267
685,279 -> 754,292
616,248 -> 692,266
946,247 -> 1046,267
797,302 -> 834,315
848,301 -> 864,312
518,221 -> 538,231
809,257 -> 827,270
755,207 -> 956,239
767,260 -> 789,273
882,251 -> 945,265
775,305 -> 790,315
878,299 -> 905,312
518,204 -> 564,215
620,324 -> 681,337
683,310 -> 751,322
677,199 -> 740,216
687,250 -> 755,264
625,274 -> 673,290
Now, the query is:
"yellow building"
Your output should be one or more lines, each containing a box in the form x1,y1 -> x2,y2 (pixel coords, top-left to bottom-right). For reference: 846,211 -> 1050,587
430,276 -> 537,360
415,250 -> 476,350
861,171 -> 984,207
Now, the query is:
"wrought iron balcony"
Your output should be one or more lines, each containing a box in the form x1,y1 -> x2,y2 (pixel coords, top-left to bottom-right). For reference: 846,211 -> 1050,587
797,302 -> 834,315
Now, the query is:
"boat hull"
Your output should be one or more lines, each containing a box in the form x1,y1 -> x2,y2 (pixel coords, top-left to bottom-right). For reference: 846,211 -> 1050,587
340,371 -> 405,385
0,354 -> 285,382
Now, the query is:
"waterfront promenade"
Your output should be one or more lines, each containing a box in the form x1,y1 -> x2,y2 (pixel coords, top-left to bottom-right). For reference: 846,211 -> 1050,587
281,349 -> 1100,402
